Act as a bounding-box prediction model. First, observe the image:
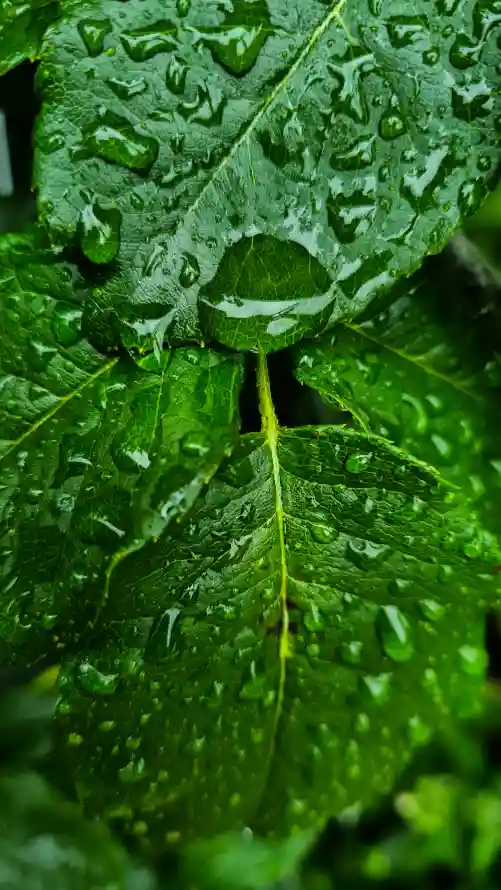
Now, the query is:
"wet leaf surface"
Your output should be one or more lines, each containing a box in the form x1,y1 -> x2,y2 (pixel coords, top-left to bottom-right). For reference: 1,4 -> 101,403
35,0 -> 501,352
0,233 -> 243,660
45,355 -> 498,849
0,0 -> 59,76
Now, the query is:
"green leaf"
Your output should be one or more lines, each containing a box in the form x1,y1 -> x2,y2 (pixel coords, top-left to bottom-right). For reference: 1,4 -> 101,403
294,266 -> 501,540
0,0 -> 59,76
47,354 -> 497,849
0,770 -> 156,890
35,0 -> 501,352
0,233 -> 243,660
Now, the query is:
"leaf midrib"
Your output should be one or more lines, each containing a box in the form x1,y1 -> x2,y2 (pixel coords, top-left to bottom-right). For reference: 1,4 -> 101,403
0,359 -> 117,465
185,0 -> 346,226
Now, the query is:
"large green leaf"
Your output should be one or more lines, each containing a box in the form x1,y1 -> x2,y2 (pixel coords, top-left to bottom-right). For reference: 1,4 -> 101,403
47,354 -> 498,850
35,0 -> 501,352
294,265 -> 501,540
0,233 -> 243,661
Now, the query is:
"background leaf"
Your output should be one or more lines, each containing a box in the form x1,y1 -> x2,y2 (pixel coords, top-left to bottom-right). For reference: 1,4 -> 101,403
294,260 -> 501,542
0,232 -> 243,663
35,0 -> 501,352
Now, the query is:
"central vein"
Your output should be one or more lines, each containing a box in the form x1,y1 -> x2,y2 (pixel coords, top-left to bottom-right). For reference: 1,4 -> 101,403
257,351 -> 290,744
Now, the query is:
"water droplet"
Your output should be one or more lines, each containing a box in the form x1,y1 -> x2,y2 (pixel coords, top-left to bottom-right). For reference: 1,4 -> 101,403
78,18 -> 112,57
304,605 -> 325,632
239,664 -> 267,700
380,110 -> 407,142
369,0 -> 383,15
166,55 -> 188,94
330,136 -> 375,171
78,200 -> 121,264
310,523 -> 338,544
179,253 -> 200,287
359,672 -> 392,703
458,180 -> 484,218
449,34 -> 480,69
355,712 -> 370,733
180,431 -> 210,458
118,757 -> 147,783
386,15 -> 429,49
77,661 -> 119,695
83,110 -> 159,171
387,578 -> 413,597
107,76 -> 148,100
67,733 -> 84,746
408,715 -> 432,746
199,235 -> 333,351
377,605 -> 414,662
177,0 -> 190,14
37,131 -> 65,154
340,640 -> 363,665
99,720 -> 116,732
345,451 -> 373,474
458,644 -> 487,677
419,599 -> 445,622
120,21 -> 177,61
197,0 -> 271,77
51,304 -> 82,346
422,46 -> 439,65
179,81 -> 227,126
345,538 -> 390,570
452,81 -> 494,121
327,191 -> 377,243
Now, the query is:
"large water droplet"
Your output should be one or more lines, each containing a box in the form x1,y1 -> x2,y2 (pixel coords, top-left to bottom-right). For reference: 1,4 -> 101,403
51,304 -> 82,347
78,200 -> 121,264
345,451 -> 373,474
107,76 -> 148,100
196,0 -> 271,77
330,136 -> 375,171
83,111 -> 159,171
377,605 -> 414,662
177,0 -> 191,14
120,21 -> 177,61
199,235 -> 333,351
78,661 -> 119,695
458,180 -> 484,218
78,18 -> 112,57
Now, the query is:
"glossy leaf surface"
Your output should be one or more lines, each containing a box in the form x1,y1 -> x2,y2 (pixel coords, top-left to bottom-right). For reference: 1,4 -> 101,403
35,0 -> 501,352
0,0 -> 59,76
0,233 -> 243,660
49,356 -> 497,849
294,266 -> 501,539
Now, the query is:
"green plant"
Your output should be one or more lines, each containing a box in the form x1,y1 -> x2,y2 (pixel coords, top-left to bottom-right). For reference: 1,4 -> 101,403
1,0 -> 501,884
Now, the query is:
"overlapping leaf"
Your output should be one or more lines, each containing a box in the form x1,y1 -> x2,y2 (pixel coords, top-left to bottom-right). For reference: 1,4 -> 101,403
0,233 -> 243,661
47,355 -> 498,849
0,0 -> 59,76
294,264 -> 501,540
34,0 -> 501,352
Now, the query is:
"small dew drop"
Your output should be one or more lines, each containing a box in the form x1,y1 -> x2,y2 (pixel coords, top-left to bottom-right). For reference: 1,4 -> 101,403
419,599 -> 445,622
180,431 -> 211,458
458,644 -> 487,677
78,662 -> 119,695
310,523 -> 338,544
179,253 -> 201,288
